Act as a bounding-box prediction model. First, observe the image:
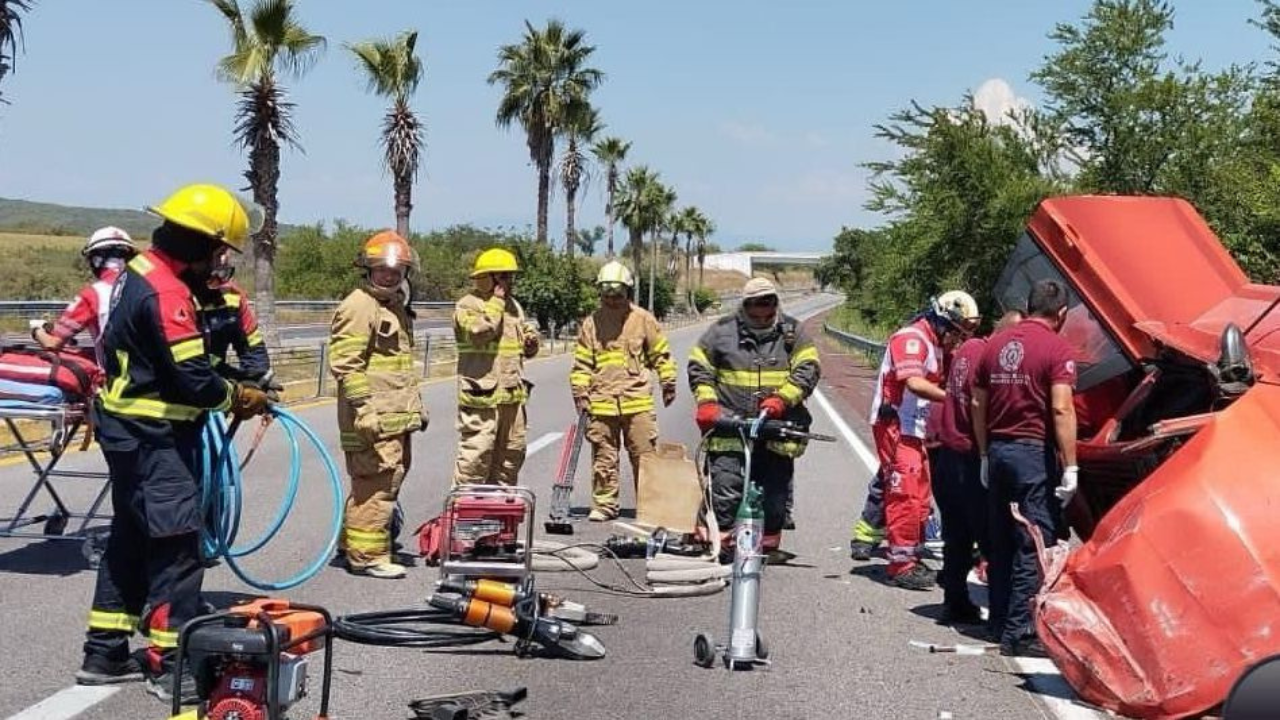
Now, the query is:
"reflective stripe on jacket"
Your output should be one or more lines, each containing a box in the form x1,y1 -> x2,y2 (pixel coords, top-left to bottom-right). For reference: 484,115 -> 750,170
197,281 -> 269,379
330,287 -> 425,450
686,311 -> 821,457
453,291 -> 537,409
570,303 -> 677,416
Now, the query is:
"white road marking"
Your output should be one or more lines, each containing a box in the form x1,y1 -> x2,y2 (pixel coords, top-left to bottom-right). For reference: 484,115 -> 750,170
611,520 -> 653,537
5,685 -> 120,720
811,382 -> 1107,720
526,432 -> 564,457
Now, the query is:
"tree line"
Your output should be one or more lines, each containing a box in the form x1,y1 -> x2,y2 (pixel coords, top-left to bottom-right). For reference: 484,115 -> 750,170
818,0 -> 1280,329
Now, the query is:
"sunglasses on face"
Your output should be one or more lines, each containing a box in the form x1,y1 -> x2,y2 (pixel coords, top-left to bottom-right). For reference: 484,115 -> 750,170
744,296 -> 778,308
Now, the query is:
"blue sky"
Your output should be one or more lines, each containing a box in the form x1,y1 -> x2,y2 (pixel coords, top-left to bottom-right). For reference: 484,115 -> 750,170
0,1 -> 1271,251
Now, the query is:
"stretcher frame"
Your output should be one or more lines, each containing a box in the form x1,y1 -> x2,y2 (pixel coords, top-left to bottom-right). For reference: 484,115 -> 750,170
0,401 -> 111,561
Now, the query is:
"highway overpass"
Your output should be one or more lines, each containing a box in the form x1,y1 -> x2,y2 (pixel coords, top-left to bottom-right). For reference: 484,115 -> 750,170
701,251 -> 827,276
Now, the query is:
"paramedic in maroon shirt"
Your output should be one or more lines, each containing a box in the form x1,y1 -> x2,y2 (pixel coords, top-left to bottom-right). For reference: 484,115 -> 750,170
933,309 -> 1023,626
973,280 -> 1078,658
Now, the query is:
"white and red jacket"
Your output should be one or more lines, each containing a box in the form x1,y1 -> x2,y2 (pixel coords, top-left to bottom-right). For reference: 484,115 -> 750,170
868,318 -> 942,439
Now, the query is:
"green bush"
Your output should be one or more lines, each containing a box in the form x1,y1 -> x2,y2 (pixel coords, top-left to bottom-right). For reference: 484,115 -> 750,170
691,286 -> 718,313
635,274 -> 676,319
512,242 -> 596,335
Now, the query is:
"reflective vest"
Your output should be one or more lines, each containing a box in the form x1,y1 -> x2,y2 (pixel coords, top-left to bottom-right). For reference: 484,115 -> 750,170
329,287 -> 425,450
570,303 -> 676,416
196,281 -> 269,379
452,291 -> 536,409
687,311 -> 822,457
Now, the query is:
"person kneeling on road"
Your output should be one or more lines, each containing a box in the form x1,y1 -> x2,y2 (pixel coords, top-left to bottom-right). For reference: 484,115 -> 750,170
687,278 -> 821,561
75,184 -> 272,702
329,231 -> 429,580
570,261 -> 677,522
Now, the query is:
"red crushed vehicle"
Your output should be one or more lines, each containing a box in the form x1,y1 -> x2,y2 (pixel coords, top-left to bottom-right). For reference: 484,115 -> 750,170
990,195 -> 1280,719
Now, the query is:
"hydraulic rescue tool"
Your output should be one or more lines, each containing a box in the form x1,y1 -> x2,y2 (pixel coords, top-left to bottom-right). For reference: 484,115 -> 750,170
169,599 -> 333,720
545,410 -> 588,535
427,582 -> 607,660
433,484 -> 535,584
437,576 -> 618,626
693,412 -> 834,671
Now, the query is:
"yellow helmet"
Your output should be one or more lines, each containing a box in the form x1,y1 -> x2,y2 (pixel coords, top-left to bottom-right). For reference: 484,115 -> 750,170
471,248 -> 519,278
148,184 -> 260,253
596,261 -> 634,288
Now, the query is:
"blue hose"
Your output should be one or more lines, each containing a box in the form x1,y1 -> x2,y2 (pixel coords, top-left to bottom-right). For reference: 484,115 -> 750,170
200,407 -> 344,591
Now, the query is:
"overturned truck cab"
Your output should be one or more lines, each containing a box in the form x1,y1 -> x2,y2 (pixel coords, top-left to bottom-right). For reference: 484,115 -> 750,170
992,195 -> 1280,719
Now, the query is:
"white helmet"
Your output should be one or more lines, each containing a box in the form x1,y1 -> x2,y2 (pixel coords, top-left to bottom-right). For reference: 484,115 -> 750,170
596,261 -> 634,288
83,226 -> 136,257
933,290 -> 980,329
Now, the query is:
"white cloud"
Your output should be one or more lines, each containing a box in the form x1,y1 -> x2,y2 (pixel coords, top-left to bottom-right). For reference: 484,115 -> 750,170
719,121 -> 776,147
972,78 -> 1032,127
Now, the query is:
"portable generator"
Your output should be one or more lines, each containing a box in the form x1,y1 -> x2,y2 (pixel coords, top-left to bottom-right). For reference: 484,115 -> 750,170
438,484 -> 535,584
170,599 -> 332,720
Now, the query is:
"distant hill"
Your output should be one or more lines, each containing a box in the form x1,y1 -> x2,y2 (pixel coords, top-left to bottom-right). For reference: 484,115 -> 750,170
0,196 -> 299,239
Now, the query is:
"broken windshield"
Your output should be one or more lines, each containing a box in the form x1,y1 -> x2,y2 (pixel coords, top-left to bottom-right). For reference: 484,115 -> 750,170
992,233 -> 1135,392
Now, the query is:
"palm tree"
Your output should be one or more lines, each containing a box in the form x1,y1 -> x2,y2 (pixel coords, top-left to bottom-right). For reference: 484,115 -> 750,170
647,184 -> 676,312
488,20 -> 604,245
615,165 -> 663,279
696,215 -> 717,292
590,136 -> 630,258
0,0 -> 32,105
347,30 -> 425,239
207,0 -> 324,346
556,104 -> 602,256
676,206 -> 705,308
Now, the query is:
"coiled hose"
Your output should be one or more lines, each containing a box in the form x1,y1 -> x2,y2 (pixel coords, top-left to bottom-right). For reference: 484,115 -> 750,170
200,407 -> 344,591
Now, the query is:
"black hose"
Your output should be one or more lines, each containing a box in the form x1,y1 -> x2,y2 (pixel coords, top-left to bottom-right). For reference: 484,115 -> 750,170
332,607 -> 501,649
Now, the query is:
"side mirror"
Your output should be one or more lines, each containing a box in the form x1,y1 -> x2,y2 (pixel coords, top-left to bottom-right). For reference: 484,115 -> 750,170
1223,654 -> 1280,719
1216,322 -> 1254,393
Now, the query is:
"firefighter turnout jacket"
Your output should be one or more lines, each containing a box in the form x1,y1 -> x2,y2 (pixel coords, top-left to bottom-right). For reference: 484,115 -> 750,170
329,287 -> 426,451
570,302 -> 677,416
453,291 -> 538,408
687,311 -> 822,456
196,281 -> 269,380
96,250 -> 234,444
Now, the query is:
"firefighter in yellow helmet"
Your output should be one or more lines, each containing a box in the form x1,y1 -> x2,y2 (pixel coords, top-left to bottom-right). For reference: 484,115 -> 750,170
451,248 -> 540,485
329,231 -> 428,579
570,261 -> 677,520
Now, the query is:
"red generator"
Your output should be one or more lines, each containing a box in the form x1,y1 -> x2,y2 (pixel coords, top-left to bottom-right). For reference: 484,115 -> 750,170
419,485 -> 535,585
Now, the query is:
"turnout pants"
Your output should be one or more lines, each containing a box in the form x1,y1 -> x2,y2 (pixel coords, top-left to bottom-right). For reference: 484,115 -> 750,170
452,403 -> 527,486
586,410 -> 658,514
874,421 -> 933,577
851,466 -> 886,544
343,434 -> 412,568
708,449 -> 793,551
987,439 -> 1062,645
932,446 -> 989,610
84,443 -> 205,674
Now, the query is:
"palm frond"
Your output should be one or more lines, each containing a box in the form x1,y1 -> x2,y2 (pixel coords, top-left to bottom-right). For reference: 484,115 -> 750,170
382,97 -> 424,180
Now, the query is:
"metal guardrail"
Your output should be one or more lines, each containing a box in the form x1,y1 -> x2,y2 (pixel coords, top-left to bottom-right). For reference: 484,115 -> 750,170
823,323 -> 887,360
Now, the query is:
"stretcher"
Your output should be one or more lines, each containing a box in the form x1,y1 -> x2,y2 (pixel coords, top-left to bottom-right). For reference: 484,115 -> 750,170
0,399 -> 111,566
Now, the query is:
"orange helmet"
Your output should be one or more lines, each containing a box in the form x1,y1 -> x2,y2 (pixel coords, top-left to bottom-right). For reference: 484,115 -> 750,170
356,230 -> 418,274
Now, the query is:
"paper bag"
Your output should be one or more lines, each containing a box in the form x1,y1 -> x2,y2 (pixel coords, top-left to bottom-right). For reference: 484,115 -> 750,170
637,442 -> 703,534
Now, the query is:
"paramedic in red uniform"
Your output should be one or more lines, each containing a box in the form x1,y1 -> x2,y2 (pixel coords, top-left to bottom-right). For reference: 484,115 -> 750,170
973,280 -> 1077,657
867,291 -> 979,590
73,184 -> 271,703
933,309 -> 1022,624
33,227 -> 138,364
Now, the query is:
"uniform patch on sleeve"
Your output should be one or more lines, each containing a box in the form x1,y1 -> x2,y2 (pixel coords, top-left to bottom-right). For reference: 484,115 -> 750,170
905,338 -> 921,354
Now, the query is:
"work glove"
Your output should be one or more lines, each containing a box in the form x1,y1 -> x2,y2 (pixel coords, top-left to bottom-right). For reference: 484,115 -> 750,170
759,395 -> 787,419
574,395 -> 590,414
661,384 -> 677,407
230,382 -> 271,421
353,402 -> 382,443
979,455 -> 990,489
522,325 -> 541,358
695,402 -> 721,434
1056,465 -> 1079,505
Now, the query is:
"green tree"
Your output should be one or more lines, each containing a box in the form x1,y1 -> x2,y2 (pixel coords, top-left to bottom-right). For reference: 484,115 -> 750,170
737,242 -> 775,252
488,20 -> 604,245
556,104 -> 602,256
590,136 -> 630,257
347,30 -> 426,239
207,0 -> 325,345
0,0 -> 32,106
513,241 -> 595,335
615,165 -> 664,276
573,225 -> 605,257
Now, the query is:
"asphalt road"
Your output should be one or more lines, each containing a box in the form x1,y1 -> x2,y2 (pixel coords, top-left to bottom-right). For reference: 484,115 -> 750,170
0,294 -> 1101,720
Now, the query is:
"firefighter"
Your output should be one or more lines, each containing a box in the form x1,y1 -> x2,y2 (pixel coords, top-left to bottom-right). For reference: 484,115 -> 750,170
973,280 -> 1077,657
329,231 -> 428,579
32,226 -> 138,364
869,290 -> 978,591
452,248 -> 540,486
75,184 -> 272,701
687,277 -> 821,558
848,469 -> 885,560
569,261 -> 677,521
194,249 -> 270,382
